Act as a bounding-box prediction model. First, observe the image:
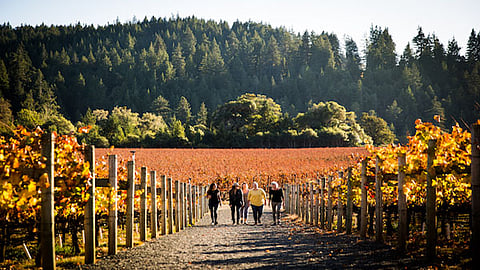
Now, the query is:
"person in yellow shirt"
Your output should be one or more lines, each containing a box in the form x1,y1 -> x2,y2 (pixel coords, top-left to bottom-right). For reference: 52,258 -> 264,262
247,182 -> 267,225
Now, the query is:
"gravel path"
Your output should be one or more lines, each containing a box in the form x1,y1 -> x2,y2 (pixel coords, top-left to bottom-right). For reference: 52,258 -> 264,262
78,205 -> 414,269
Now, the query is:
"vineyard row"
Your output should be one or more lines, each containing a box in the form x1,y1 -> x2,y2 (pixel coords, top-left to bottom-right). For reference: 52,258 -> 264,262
5,133 -> 210,269
281,122 -> 479,267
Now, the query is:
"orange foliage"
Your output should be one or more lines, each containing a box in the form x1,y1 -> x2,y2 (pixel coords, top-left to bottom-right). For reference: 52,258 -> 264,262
96,148 -> 367,191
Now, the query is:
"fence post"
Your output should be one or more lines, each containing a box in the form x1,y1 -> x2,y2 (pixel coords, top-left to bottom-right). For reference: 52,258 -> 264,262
305,184 -> 309,223
375,156 -> 383,243
192,185 -> 196,224
160,175 -> 167,235
320,177 -> 326,229
472,123 -> 480,268
140,167 -> 148,241
150,170 -> 157,239
181,183 -> 190,230
193,186 -> 198,224
293,184 -> 297,216
337,171 -> 344,233
310,182 -> 314,224
178,182 -> 183,230
84,145 -> 95,264
200,186 -> 205,217
203,186 -> 208,216
167,177 -> 174,234
126,160 -> 135,248
182,182 -> 187,229
175,180 -> 180,233
360,159 -> 368,238
327,175 -> 333,231
426,139 -> 437,259
284,185 -> 288,213
40,132 -> 55,269
296,184 -> 300,217
346,167 -> 353,235
285,185 -> 290,213
187,181 -> 192,226
398,153 -> 407,253
315,180 -> 319,226
108,155 -> 117,255
289,185 -> 293,215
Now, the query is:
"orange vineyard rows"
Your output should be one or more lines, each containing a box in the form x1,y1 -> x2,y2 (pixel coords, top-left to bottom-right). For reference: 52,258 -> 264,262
95,147 -> 367,189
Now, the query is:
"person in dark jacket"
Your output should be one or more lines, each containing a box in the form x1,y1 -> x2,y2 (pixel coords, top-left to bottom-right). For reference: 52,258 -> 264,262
207,183 -> 221,225
228,182 -> 244,224
268,181 -> 284,225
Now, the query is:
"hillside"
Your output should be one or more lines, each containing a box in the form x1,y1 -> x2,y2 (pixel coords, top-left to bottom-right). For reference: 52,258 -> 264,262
0,17 -> 479,146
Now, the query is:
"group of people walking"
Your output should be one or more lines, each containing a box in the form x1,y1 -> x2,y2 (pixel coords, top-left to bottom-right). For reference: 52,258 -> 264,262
206,181 -> 284,226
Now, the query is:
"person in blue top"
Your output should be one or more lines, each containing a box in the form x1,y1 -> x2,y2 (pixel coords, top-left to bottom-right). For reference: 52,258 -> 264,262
207,183 -> 221,225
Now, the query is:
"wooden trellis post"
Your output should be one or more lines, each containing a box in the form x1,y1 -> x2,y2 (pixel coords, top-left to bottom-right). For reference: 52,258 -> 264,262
40,132 -> 55,269
285,184 -> 290,213
140,167 -> 148,241
108,155 -> 118,255
309,182 -> 314,225
426,139 -> 437,259
360,159 -> 368,238
160,175 -> 167,235
193,186 -> 198,224
302,183 -> 307,222
327,175 -> 333,230
175,180 -> 180,233
398,153 -> 407,253
337,171 -> 344,233
200,186 -> 204,217
320,177 -> 326,229
180,183 -> 188,230
188,181 -> 193,226
472,123 -> 480,268
126,160 -> 135,248
292,184 -> 295,215
346,167 -> 353,235
375,156 -> 383,243
296,184 -> 300,217
314,180 -> 319,226
150,170 -> 157,238
84,145 -> 95,264
167,177 -> 173,234
182,182 -> 186,229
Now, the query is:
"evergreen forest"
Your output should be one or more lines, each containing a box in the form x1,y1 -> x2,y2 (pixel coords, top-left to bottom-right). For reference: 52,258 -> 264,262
0,16 -> 479,147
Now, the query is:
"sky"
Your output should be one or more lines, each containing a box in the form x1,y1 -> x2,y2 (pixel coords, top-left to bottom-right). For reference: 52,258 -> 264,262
1,0 -> 479,54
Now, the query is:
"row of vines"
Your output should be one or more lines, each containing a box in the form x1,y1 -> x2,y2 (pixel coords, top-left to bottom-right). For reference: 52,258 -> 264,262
288,117 -> 475,267
0,126 -> 153,267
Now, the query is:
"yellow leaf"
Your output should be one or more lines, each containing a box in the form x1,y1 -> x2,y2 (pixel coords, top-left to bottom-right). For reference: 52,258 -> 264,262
28,181 -> 36,193
12,158 -> 20,169
29,197 -> 37,206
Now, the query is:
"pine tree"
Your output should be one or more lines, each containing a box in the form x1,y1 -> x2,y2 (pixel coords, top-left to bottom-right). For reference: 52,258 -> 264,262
366,26 -> 397,70
176,96 -> 192,125
182,26 -> 197,57
345,37 -> 361,78
172,44 -> 186,77
209,38 -> 225,74
0,59 -> 9,95
196,102 -> 208,126
151,95 -> 171,119
467,29 -> 480,62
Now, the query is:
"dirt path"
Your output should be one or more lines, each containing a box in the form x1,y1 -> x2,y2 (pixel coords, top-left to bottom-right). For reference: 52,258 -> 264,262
78,205 -> 414,269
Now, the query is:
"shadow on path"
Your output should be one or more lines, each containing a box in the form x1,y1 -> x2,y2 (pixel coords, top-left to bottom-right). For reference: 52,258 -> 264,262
79,205 -> 414,269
